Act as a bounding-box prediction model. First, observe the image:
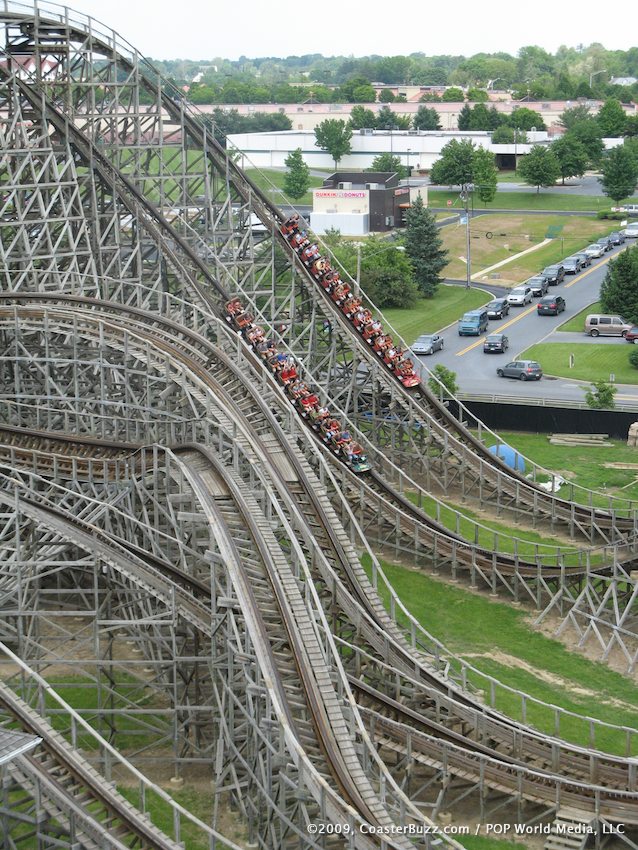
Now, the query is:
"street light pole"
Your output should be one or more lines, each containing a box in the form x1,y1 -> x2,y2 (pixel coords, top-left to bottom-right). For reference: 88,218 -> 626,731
406,147 -> 411,190
589,68 -> 607,89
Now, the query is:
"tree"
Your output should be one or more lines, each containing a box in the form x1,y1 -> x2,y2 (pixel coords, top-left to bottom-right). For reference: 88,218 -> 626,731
404,194 -> 448,297
468,103 -> 491,130
428,364 -> 458,399
517,145 -> 560,192
491,125 -> 515,144
568,121 -> 605,166
429,139 -> 475,187
376,104 -> 398,129
441,86 -> 465,102
600,246 -> 638,321
509,107 -> 545,131
597,99 -> 627,138
599,145 -> 638,203
584,381 -> 617,410
467,87 -> 489,102
456,103 -> 471,130
472,148 -> 498,205
314,119 -> 352,169
378,88 -> 396,102
559,104 -> 592,130
368,153 -> 406,178
359,239 -> 418,308
282,148 -> 310,200
352,83 -> 377,102
551,135 -> 588,184
349,105 -> 376,129
413,106 -> 441,131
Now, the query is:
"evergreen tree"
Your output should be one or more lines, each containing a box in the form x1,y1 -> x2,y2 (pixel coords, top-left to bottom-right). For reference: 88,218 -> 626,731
349,105 -> 376,129
404,195 -> 448,297
473,148 -> 498,205
376,104 -> 399,129
517,145 -> 560,192
413,106 -> 441,131
468,103 -> 491,130
551,135 -> 588,184
314,119 -> 352,169
283,148 -> 310,200
600,246 -> 638,321
488,105 -> 506,130
457,103 -> 471,130
599,145 -> 638,204
597,99 -> 627,138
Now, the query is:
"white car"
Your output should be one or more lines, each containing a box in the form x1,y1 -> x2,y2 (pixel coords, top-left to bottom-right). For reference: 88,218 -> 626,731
583,243 -> 605,258
624,223 -> 638,238
507,286 -> 533,306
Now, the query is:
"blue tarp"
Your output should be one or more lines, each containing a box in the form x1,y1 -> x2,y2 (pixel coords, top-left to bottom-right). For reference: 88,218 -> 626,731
488,443 -> 525,472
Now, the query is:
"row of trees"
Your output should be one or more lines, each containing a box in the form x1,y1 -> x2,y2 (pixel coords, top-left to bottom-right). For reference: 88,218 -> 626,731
155,43 -> 638,102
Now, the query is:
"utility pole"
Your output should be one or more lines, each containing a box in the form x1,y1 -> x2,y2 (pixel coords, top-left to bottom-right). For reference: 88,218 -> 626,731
460,186 -> 472,289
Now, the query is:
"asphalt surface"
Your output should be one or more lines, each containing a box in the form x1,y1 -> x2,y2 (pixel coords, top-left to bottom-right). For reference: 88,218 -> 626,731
411,241 -> 638,408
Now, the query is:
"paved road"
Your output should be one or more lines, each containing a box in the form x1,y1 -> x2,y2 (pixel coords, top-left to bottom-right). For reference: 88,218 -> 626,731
411,242 -> 638,408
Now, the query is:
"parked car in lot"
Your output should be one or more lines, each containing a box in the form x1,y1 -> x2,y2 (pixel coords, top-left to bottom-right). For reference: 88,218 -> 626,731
527,275 -> 548,296
486,298 -> 510,320
573,251 -> 591,267
596,236 -> 613,252
542,264 -> 565,285
412,333 -> 444,355
483,333 -> 509,353
563,256 -> 584,274
624,223 -> 638,238
609,231 -> 626,245
537,295 -> 566,315
496,360 -> 543,381
585,314 -> 633,337
583,243 -> 605,259
624,326 -> 638,343
507,285 -> 533,306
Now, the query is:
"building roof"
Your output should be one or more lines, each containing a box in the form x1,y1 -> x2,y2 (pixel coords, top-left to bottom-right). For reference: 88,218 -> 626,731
0,729 -> 41,765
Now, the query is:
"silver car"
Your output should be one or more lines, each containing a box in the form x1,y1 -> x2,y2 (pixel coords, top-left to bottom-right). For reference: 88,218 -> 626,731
412,333 -> 444,355
507,286 -> 533,306
584,243 -> 605,258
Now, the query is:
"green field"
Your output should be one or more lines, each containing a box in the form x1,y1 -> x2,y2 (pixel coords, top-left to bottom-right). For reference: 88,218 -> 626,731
245,167 -> 323,206
495,430 -> 638,500
365,553 -> 638,754
521,341 -> 638,384
430,189 -> 616,212
557,300 -> 602,332
381,284 -> 489,343
441,214 -> 619,284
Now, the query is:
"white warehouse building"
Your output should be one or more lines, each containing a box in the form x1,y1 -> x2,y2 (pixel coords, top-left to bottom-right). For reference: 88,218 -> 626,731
226,128 -> 548,172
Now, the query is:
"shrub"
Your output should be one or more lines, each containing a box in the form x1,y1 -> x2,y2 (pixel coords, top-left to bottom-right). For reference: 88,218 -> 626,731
629,349 -> 638,369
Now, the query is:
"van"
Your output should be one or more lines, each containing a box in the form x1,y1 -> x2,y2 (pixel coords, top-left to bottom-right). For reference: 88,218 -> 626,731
585,314 -> 633,337
625,222 -> 638,238
621,204 -> 638,216
458,308 -> 488,336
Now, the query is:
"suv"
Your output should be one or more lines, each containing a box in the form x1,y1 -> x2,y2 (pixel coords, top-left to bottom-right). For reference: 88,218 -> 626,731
563,256 -> 584,274
486,298 -> 510,320
542,264 -> 565,285
596,236 -> 613,252
537,295 -> 566,315
527,275 -> 548,296
496,360 -> 542,381
507,286 -> 533,306
483,333 -> 509,353
573,251 -> 591,267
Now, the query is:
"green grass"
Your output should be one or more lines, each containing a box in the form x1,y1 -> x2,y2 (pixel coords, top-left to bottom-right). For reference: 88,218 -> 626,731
429,190 -> 612,212
381,285 -> 489,343
363,553 -> 638,754
118,785 -> 233,850
557,300 -> 601,332
521,341 -> 637,384
245,167 -> 323,206
405,491 -> 598,565
494,430 -> 638,501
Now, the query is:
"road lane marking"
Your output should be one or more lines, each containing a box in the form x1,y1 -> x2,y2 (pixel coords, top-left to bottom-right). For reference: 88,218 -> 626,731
455,305 -> 536,355
455,247 -> 625,357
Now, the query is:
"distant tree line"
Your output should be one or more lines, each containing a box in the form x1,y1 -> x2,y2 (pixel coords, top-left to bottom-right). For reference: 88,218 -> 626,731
152,43 -> 638,105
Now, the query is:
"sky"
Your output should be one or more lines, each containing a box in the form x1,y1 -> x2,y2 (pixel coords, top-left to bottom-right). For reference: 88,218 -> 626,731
64,0 -> 635,60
